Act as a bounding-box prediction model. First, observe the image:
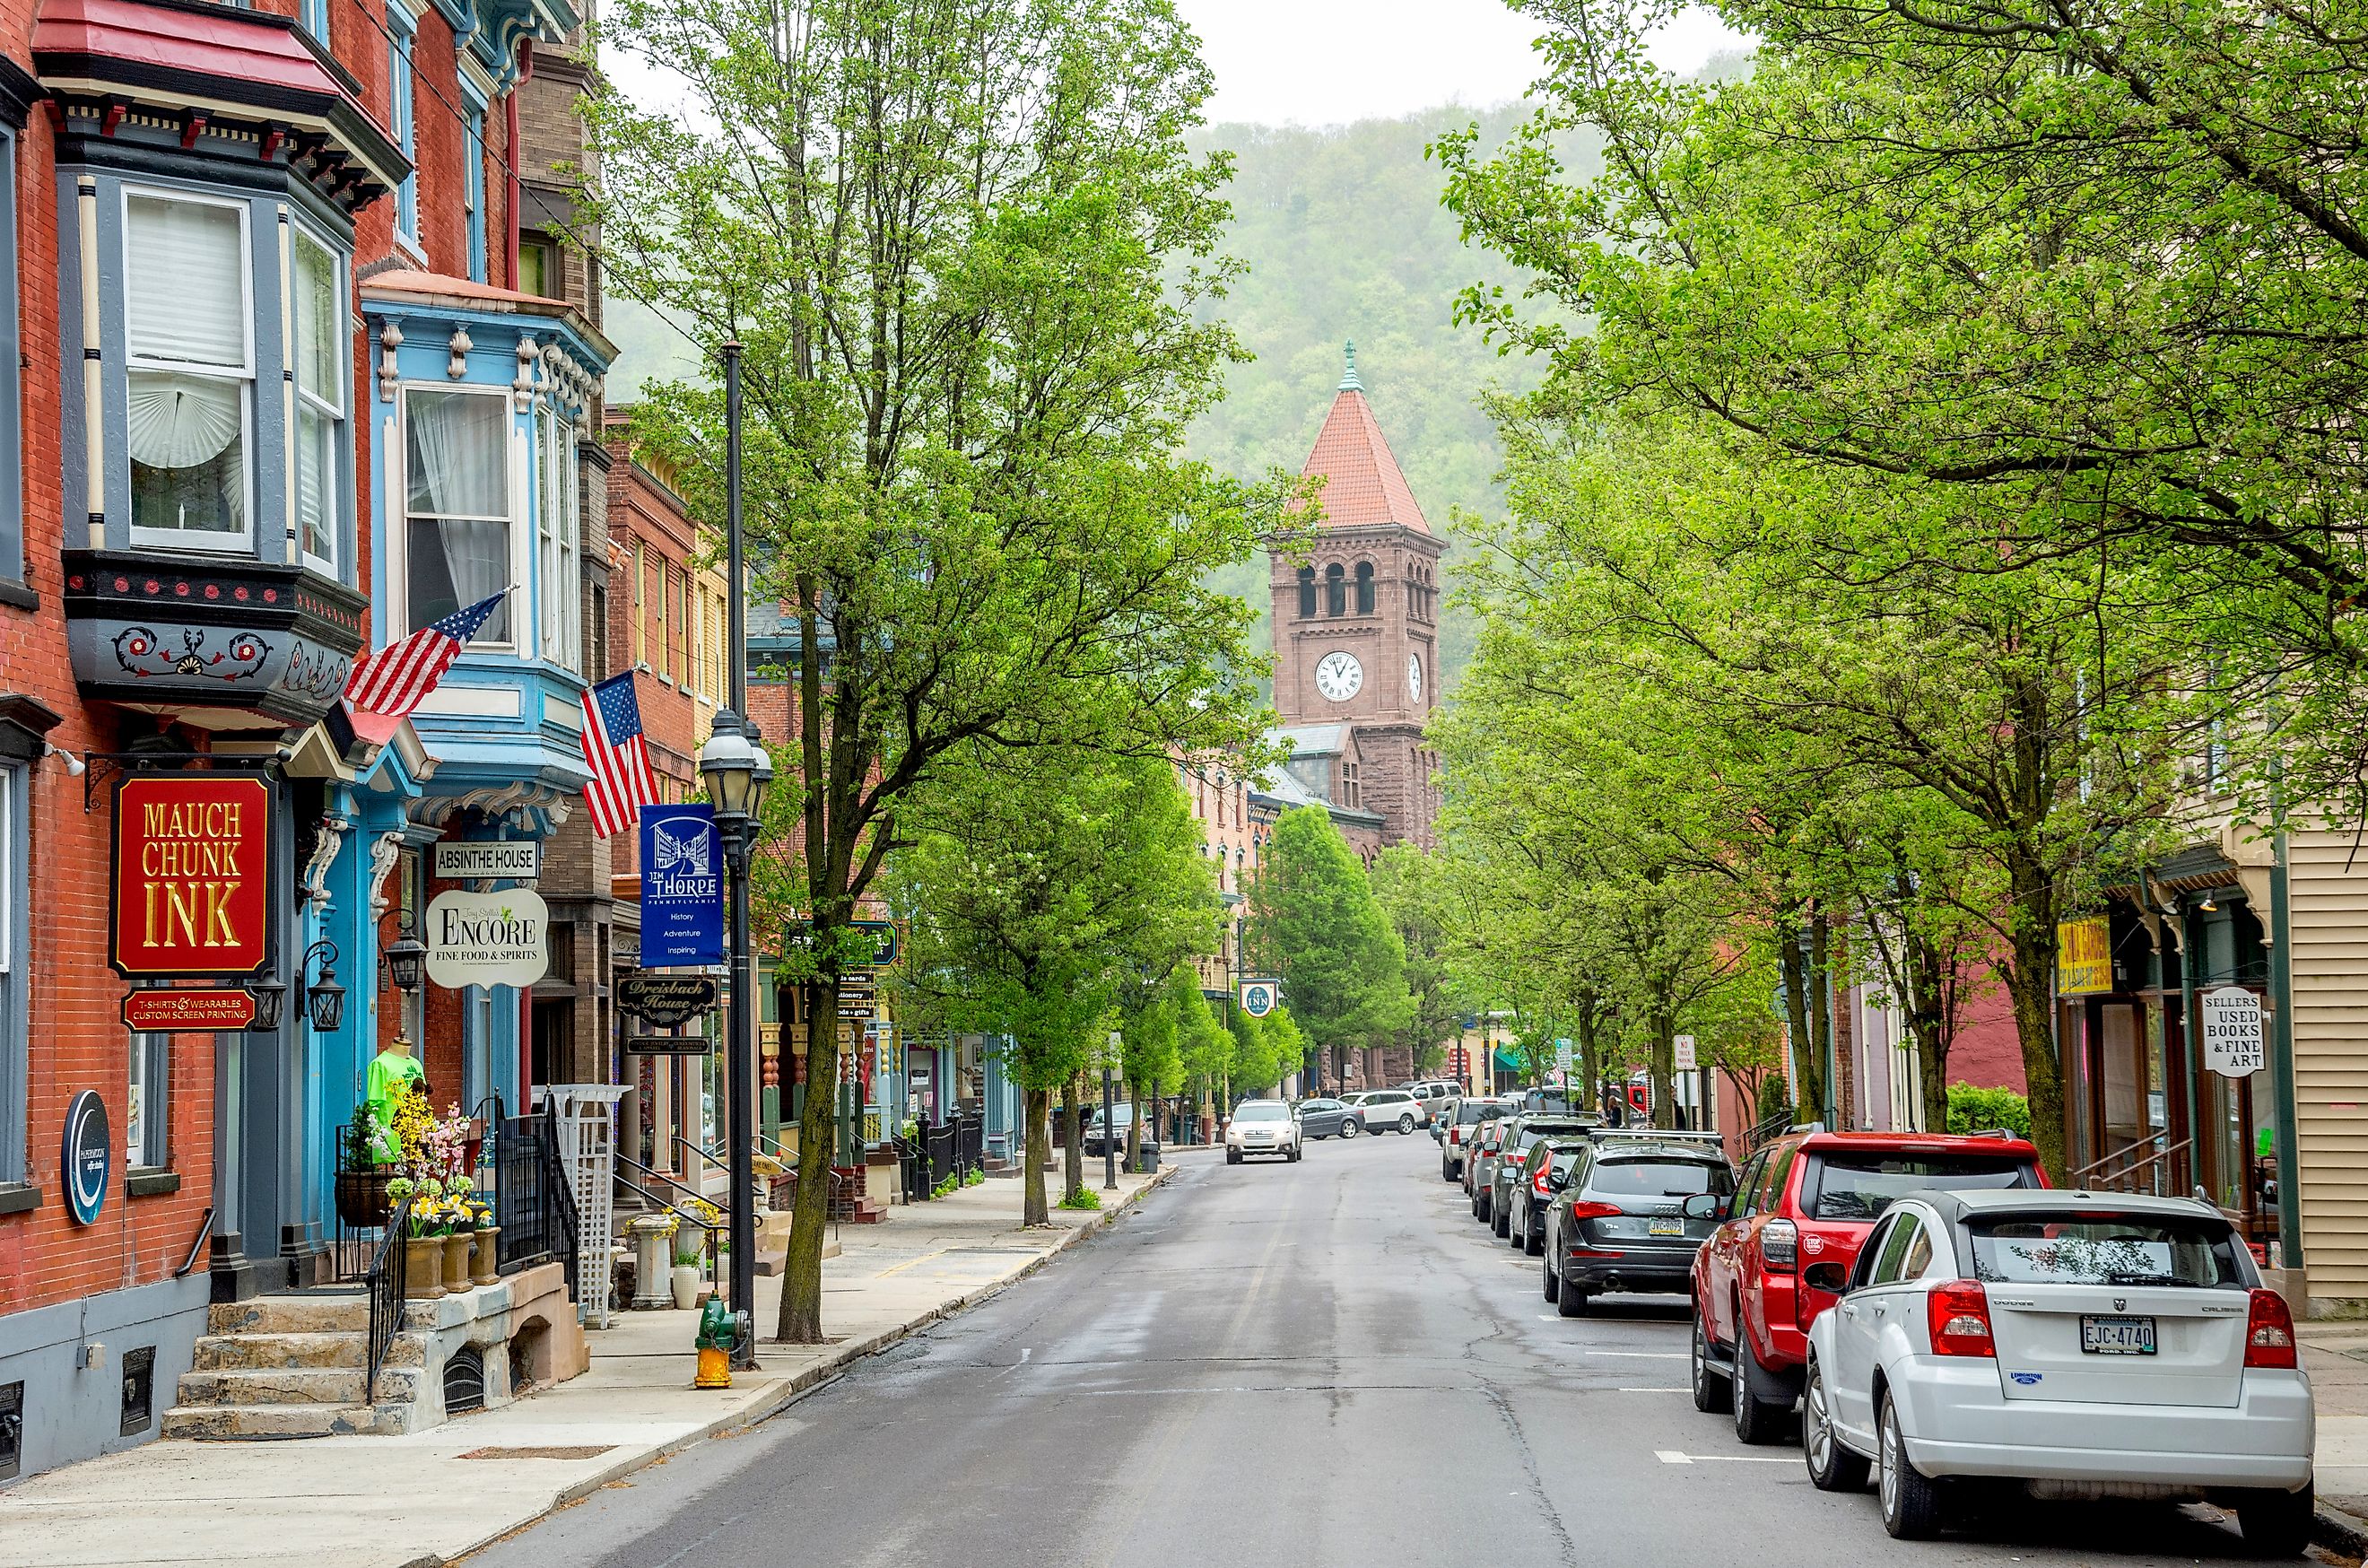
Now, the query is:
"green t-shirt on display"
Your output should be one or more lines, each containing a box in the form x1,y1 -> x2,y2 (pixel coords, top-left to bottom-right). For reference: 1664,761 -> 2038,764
364,1050 -> 425,1163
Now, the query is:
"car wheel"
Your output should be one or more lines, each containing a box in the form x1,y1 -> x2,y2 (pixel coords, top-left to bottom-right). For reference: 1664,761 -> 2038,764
1543,1245 -> 1560,1302
1876,1393 -> 1945,1540
1397,1114 -> 1415,1134
1803,1357 -> 1870,1492
1523,1207 -> 1545,1256
2232,1484 -> 2314,1559
1224,1148 -> 1241,1165
1477,1189 -> 1493,1224
1287,1145 -> 1302,1163
1556,1276 -> 1589,1317
1340,1119 -> 1360,1139
1494,1198 -> 1511,1239
1731,1324 -> 1788,1446
1690,1305 -> 1731,1415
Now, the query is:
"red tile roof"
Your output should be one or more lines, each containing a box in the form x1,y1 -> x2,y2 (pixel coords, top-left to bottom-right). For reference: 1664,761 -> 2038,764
1298,386 -> 1431,535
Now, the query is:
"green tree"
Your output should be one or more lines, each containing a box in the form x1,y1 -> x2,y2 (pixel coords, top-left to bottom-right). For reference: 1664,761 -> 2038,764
1370,845 -> 1463,1076
589,0 -> 1281,1342
1242,807 -> 1410,1088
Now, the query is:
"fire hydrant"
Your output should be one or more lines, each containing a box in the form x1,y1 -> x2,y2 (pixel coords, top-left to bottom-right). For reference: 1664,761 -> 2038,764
694,1296 -> 742,1389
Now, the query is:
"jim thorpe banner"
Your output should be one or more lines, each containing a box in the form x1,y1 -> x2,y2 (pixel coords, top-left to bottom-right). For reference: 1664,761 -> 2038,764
639,804 -> 724,965
110,775 -> 273,980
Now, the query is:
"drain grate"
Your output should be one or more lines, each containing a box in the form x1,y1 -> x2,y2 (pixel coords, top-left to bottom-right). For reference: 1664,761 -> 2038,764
443,1346 -> 486,1416
458,1445 -> 617,1460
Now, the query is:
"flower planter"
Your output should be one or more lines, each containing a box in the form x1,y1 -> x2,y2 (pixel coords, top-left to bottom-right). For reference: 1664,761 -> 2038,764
670,1264 -> 701,1310
442,1232 -> 475,1293
403,1235 -> 445,1300
472,1226 -> 501,1286
334,1167 -> 396,1229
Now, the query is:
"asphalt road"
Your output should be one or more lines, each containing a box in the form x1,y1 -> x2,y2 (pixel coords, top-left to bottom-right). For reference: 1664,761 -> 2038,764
468,1133 -> 2325,1568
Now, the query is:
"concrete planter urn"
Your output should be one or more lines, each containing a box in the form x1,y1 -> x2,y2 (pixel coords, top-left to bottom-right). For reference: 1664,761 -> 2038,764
472,1226 -> 501,1286
442,1232 -> 475,1293
670,1264 -> 701,1309
404,1235 -> 445,1300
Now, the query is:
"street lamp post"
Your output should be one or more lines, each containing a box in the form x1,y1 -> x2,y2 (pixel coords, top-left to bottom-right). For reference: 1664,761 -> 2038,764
1101,1031 -> 1119,1192
695,340 -> 773,1369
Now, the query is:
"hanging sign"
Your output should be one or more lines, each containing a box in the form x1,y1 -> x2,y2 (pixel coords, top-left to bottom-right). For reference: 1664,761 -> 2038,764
423,886 -> 550,990
2200,986 -> 2268,1078
784,917 -> 897,968
639,805 -> 723,965
434,841 -> 540,882
62,1090 -> 110,1225
2057,916 -> 2112,996
1674,1034 -> 1698,1072
1240,979 -> 1279,1019
615,971 -> 718,1028
122,989 -> 256,1032
110,776 -> 272,980
623,1033 -> 712,1058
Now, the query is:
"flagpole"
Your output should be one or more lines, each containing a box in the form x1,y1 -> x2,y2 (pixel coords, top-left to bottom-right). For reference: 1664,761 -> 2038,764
720,340 -> 758,1367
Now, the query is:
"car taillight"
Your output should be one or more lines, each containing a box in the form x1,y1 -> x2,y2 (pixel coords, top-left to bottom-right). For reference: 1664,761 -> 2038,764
1759,1218 -> 1798,1272
1565,1200 -> 1623,1222
1926,1280 -> 1995,1357
2245,1288 -> 2297,1369
1532,1169 -> 1554,1197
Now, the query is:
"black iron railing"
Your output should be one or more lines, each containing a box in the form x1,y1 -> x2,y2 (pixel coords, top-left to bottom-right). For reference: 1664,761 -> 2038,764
365,1193 -> 411,1404
492,1107 -> 579,1300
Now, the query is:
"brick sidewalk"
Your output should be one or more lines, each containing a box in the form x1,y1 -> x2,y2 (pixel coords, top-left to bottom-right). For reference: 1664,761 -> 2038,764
0,1166 -> 1169,1568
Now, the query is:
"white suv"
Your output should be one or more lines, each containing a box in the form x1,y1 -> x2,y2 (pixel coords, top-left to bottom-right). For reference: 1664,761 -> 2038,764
1225,1101 -> 1302,1163
1350,1088 -> 1430,1135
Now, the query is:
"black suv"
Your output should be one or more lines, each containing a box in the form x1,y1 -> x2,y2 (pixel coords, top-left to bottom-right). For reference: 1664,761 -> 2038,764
1488,1114 -> 1602,1238
1540,1133 -> 1733,1315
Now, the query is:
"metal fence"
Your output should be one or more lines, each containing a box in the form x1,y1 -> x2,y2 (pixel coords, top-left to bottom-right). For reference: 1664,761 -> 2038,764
492,1108 -> 580,1301
364,1193 -> 411,1404
896,1112 -> 985,1200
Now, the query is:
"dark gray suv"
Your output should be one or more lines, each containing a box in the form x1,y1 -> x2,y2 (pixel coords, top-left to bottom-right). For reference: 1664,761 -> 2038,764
1541,1134 -> 1733,1315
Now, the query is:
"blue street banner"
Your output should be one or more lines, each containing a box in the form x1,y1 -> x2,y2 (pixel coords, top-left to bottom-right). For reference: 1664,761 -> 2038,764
640,804 -> 724,965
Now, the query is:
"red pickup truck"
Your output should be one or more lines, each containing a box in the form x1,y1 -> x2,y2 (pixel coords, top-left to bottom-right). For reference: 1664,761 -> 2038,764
1688,1127 -> 2047,1442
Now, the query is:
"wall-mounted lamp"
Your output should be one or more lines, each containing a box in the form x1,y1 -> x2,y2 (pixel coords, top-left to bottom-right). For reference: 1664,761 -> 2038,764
383,916 -> 427,994
248,976 -> 285,1032
42,743 -> 83,777
301,939 -> 345,1033
2198,893 -> 2220,912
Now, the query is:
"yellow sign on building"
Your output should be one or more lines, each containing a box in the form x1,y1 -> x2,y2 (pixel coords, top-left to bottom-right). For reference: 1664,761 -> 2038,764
2057,916 -> 2112,995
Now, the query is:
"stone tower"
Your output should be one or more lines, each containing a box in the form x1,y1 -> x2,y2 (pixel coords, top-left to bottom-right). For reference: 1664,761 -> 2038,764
1268,344 -> 1447,850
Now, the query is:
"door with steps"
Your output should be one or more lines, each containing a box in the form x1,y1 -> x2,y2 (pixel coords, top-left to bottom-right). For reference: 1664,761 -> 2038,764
163,1294 -> 421,1440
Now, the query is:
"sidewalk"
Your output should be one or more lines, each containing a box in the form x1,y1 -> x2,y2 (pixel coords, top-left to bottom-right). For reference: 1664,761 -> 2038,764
0,1166 -> 1170,1568
2302,1323 -> 2368,1552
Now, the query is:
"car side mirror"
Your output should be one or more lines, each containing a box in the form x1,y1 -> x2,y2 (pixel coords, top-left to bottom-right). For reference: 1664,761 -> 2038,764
1802,1261 -> 1849,1294
1549,1170 -> 1571,1191
1680,1194 -> 1722,1221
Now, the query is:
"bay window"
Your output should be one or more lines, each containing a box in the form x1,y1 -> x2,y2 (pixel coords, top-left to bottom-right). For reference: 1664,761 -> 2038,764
403,387 -> 511,640
293,230 -> 343,571
537,408 -> 581,671
126,193 -> 252,549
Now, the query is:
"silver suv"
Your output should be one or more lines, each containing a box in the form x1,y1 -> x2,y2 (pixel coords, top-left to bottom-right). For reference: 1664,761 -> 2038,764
1349,1088 -> 1430,1135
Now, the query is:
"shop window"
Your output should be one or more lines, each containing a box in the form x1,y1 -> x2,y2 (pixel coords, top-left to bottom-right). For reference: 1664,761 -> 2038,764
1324,562 -> 1345,616
1354,561 -> 1374,614
293,229 -> 344,572
126,192 -> 252,551
403,387 -> 513,640
0,766 -> 22,1185
1296,566 -> 1315,618
126,1032 -> 169,1170
537,408 -> 581,671
387,5 -> 417,245
518,232 -> 558,299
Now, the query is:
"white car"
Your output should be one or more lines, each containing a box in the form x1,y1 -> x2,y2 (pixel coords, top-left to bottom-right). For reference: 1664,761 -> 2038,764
1225,1101 -> 1302,1163
1347,1088 -> 1430,1135
1800,1189 -> 2313,1553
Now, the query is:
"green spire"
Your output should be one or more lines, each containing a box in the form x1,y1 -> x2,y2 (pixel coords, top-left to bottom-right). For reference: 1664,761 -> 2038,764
1339,339 -> 1362,392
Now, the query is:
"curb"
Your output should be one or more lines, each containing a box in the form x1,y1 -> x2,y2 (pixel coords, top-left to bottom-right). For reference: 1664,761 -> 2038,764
2315,1498 -> 2368,1558
440,1163 -> 1177,1565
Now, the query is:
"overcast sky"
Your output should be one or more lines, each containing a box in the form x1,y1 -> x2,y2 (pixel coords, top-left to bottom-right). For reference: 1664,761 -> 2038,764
1181,0 -> 1746,126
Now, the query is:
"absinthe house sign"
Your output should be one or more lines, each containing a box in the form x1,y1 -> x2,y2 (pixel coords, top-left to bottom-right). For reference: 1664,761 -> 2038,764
424,886 -> 551,990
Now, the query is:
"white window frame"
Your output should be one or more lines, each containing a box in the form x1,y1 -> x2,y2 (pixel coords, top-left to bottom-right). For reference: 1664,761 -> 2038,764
388,3 -> 419,248
537,407 -> 581,672
396,382 -> 520,649
123,186 -> 256,554
292,223 -> 345,576
127,1032 -> 170,1171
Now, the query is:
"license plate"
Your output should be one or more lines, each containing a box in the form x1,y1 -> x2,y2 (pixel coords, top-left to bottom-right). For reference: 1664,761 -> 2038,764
1648,1219 -> 1684,1237
2080,1315 -> 2157,1355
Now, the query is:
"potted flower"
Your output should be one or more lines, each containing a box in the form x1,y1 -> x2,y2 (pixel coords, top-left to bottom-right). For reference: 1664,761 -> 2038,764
441,1173 -> 478,1292
334,1102 -> 395,1227
472,1195 -> 501,1287
670,1239 -> 702,1310
388,1178 -> 445,1301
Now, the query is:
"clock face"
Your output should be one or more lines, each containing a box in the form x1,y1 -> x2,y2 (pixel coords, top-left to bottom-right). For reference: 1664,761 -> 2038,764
1314,650 -> 1363,702
1407,653 -> 1423,701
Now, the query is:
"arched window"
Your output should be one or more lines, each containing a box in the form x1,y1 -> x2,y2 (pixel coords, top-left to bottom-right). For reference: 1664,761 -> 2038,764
1296,565 -> 1316,618
1324,562 -> 1346,616
1354,561 -> 1375,614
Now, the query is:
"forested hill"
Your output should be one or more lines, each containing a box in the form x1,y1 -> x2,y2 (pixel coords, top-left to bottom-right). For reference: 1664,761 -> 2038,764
599,100 -> 1587,691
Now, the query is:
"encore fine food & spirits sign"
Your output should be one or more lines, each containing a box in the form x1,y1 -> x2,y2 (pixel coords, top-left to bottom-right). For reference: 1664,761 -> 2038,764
110,776 -> 272,980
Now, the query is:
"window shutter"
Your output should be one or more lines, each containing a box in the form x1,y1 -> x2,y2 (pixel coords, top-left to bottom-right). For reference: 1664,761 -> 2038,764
126,197 -> 245,369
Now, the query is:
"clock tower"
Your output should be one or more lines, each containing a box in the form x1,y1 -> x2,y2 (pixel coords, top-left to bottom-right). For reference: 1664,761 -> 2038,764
1269,344 -> 1447,849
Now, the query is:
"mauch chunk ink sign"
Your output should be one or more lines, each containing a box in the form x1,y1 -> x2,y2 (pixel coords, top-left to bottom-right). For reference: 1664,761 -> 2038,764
110,776 -> 272,980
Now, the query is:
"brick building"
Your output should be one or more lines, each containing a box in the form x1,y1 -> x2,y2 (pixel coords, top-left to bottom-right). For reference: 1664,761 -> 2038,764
0,0 -> 608,1481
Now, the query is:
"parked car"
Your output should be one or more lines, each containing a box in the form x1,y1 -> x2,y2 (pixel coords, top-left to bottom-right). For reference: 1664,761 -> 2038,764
1439,1096 -> 1505,1181
1489,1114 -> 1601,1237
1690,1128 -> 2047,1444
1081,1102 -> 1136,1157
1543,1134 -> 1734,1313
1349,1087 -> 1431,1135
1467,1111 -> 1519,1217
1294,1097 -> 1357,1140
1224,1100 -> 1303,1163
1798,1189 -> 2311,1552
1506,1134 -> 1598,1256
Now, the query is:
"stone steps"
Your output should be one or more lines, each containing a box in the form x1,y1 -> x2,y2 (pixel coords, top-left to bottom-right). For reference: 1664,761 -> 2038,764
175,1363 -> 426,1407
206,1294 -> 371,1337
160,1400 -> 412,1441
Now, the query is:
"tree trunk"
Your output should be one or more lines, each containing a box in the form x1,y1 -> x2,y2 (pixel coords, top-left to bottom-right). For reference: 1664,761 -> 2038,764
1780,917 -> 1824,1120
2001,909 -> 2068,1181
1576,996 -> 1604,1116
1649,999 -> 1676,1130
1060,1076 -> 1084,1201
1124,1075 -> 1142,1174
1809,912 -> 1835,1125
1023,1086 -> 1051,1225
778,979 -> 839,1344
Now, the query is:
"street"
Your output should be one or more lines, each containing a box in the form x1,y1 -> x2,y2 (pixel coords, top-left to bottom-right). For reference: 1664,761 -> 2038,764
467,1138 -> 2308,1568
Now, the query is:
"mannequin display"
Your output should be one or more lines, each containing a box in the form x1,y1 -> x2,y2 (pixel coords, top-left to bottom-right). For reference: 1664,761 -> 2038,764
364,1036 -> 429,1163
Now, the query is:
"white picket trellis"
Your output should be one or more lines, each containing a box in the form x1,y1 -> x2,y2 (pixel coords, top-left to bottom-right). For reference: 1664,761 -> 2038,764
542,1084 -> 627,1328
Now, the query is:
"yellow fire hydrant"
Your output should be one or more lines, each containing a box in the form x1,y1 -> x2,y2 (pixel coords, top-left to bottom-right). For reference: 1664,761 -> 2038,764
694,1295 -> 738,1389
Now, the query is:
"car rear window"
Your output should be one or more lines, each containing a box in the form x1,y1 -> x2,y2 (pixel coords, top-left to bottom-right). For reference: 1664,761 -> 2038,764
1967,1215 -> 2246,1289
1588,1159 -> 1734,1198
1456,1102 -> 1497,1126
1804,1152 -> 2038,1221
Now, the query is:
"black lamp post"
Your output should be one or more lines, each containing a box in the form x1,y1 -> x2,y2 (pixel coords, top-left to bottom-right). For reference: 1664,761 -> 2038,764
698,337 -> 770,1368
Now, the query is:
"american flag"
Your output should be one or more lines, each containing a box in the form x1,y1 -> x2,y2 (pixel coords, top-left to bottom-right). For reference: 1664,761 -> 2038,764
579,673 -> 659,838
344,592 -> 506,732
